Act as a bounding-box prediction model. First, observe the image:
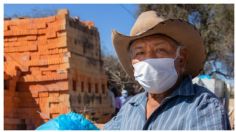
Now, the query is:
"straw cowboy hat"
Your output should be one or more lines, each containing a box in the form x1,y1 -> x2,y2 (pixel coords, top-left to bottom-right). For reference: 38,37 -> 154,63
112,10 -> 206,78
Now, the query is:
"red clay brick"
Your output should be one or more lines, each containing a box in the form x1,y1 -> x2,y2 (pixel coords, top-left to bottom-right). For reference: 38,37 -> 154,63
4,9 -> 110,130
26,35 -> 37,41
39,92 -> 49,98
46,28 -> 57,39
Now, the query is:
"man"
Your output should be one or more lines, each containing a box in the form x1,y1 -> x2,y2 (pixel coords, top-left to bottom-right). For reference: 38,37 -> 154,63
103,10 -> 231,130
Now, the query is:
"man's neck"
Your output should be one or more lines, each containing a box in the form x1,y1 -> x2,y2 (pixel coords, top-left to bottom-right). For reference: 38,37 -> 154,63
147,76 -> 183,104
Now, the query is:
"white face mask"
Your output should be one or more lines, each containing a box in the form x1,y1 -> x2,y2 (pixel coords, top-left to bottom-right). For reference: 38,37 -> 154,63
133,47 -> 181,94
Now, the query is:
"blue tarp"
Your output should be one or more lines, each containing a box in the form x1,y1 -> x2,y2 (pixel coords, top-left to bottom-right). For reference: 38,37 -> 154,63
199,74 -> 211,79
36,112 -> 99,130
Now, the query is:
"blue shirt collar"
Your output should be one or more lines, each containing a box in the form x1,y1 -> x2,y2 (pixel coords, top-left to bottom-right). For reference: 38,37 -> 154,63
169,75 -> 195,97
129,75 -> 195,106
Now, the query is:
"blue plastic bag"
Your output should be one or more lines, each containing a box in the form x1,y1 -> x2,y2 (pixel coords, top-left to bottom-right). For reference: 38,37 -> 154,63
36,112 -> 99,130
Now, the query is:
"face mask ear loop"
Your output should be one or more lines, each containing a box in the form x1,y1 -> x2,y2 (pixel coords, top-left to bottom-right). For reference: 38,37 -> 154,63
174,46 -> 182,60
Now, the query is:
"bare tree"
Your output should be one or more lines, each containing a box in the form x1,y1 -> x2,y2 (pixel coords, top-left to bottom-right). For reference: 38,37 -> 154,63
102,55 -> 142,95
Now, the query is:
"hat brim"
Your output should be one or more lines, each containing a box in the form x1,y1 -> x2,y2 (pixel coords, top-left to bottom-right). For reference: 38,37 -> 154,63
112,19 -> 206,79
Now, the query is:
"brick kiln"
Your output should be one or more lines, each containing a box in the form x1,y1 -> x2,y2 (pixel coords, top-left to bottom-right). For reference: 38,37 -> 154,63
4,9 -> 114,130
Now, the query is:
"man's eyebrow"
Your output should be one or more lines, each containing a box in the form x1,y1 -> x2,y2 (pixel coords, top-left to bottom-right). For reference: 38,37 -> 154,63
133,46 -> 144,49
130,45 -> 144,52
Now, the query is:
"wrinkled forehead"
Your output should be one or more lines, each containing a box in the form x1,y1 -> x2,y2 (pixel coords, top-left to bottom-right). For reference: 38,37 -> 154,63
128,34 -> 179,51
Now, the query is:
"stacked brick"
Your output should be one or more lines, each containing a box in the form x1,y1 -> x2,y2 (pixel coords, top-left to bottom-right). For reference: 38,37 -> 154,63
4,9 -> 114,130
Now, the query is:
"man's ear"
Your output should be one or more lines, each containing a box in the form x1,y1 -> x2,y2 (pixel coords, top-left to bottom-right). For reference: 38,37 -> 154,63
178,47 -> 188,73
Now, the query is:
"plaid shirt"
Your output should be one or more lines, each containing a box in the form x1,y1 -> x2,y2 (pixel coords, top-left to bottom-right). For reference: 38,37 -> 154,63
104,76 -> 231,130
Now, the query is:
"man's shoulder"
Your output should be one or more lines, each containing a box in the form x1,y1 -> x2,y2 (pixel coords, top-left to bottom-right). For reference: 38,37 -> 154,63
127,92 -> 146,101
192,83 -> 223,108
120,92 -> 146,107
188,83 -> 230,129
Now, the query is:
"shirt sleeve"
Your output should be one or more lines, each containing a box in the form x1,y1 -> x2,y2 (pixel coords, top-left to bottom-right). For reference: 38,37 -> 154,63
103,106 -> 124,130
188,96 -> 231,130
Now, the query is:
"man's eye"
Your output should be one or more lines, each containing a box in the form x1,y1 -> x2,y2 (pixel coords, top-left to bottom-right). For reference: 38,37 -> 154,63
135,52 -> 144,56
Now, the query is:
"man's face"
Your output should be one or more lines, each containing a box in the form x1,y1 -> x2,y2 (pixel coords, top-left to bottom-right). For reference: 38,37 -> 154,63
129,34 -> 187,75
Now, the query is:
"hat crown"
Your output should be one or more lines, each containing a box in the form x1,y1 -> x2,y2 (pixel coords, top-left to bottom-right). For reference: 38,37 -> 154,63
130,10 -> 165,36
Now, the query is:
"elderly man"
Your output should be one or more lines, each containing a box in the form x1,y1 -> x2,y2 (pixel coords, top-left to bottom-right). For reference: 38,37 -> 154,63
103,11 -> 230,130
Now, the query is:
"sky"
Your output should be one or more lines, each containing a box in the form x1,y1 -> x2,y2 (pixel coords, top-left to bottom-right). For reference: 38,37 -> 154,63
4,4 -> 139,56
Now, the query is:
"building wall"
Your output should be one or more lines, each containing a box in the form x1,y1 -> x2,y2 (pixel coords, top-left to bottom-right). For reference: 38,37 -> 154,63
4,9 -> 113,130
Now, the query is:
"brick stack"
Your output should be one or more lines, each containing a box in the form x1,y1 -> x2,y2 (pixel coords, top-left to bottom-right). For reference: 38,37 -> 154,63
4,9 -> 71,129
4,9 -> 113,130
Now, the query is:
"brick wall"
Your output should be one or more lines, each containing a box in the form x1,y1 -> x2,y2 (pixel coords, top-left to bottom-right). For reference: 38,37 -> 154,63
4,9 -> 114,130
